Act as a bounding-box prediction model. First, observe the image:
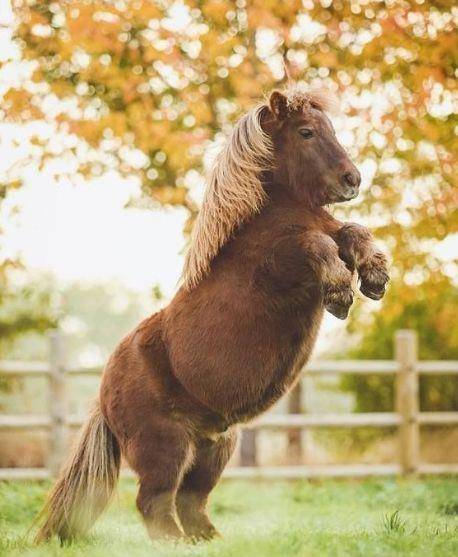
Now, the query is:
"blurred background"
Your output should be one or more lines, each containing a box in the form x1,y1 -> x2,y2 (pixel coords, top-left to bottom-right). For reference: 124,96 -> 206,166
0,0 -> 456,471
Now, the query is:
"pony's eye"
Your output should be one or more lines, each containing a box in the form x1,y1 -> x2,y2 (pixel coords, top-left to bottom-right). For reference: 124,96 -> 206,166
299,128 -> 314,139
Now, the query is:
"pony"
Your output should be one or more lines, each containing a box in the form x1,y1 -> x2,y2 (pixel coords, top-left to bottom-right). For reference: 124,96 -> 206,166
35,86 -> 389,542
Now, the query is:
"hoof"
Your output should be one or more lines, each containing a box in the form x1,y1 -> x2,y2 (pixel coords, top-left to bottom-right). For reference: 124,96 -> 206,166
324,285 -> 353,320
359,253 -> 389,301
325,302 -> 351,320
360,282 -> 386,301
187,527 -> 221,543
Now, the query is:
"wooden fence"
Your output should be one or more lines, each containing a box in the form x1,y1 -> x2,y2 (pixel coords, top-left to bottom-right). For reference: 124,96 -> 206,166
0,329 -> 457,480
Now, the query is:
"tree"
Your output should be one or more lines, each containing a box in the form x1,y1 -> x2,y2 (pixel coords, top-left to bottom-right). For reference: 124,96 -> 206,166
0,270 -> 56,406
0,267 -> 56,352
3,278 -> 159,365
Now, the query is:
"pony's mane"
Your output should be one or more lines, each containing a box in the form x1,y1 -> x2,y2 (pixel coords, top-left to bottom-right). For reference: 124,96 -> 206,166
182,86 -> 338,290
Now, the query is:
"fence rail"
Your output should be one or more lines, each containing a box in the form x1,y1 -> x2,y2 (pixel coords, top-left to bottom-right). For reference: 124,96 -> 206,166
0,329 -> 457,481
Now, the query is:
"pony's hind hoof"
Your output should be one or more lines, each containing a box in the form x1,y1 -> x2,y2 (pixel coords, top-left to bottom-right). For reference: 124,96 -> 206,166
187,527 -> 221,543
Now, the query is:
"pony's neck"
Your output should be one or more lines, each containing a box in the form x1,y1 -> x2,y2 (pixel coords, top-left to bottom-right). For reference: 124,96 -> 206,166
264,176 -> 324,215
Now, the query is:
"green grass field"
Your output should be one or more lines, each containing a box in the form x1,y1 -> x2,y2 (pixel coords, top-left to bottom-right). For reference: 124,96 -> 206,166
1,477 -> 457,557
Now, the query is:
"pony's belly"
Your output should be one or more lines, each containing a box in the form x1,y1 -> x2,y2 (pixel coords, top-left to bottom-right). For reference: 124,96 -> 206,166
227,338 -> 314,424
166,300 -> 324,422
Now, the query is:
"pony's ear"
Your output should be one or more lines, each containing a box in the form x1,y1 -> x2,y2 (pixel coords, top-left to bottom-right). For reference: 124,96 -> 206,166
269,91 -> 288,120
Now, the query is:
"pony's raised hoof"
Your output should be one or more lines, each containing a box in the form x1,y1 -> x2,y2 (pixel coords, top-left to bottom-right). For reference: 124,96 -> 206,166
324,284 -> 353,319
324,284 -> 353,320
359,253 -> 389,300
325,301 -> 351,320
360,282 -> 386,300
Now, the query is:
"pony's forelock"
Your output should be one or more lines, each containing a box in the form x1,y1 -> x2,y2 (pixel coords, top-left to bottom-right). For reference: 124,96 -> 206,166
284,83 -> 340,115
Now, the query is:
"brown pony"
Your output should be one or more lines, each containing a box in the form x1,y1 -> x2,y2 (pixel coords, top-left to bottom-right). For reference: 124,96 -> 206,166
35,86 -> 389,543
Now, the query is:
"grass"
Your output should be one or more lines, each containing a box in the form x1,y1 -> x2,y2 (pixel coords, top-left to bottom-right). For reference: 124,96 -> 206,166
0,477 -> 457,557
382,510 -> 406,534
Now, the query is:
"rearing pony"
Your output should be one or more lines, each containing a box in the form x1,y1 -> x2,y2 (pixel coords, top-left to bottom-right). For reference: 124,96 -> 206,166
35,86 -> 389,542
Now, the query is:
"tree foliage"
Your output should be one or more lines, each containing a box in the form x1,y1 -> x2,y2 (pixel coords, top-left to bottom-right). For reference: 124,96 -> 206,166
3,278 -> 156,364
4,1 -> 456,242
0,268 -> 56,352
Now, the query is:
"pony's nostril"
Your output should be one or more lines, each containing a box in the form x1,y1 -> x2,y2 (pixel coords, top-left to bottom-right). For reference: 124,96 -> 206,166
354,170 -> 361,187
343,172 -> 356,188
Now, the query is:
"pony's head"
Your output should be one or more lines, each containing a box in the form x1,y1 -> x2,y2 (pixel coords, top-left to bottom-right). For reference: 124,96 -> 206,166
182,85 -> 361,290
263,87 -> 360,205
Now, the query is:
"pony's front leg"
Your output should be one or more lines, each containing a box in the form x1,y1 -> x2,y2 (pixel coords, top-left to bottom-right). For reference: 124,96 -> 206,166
256,230 -> 354,319
301,231 -> 355,319
335,223 -> 389,300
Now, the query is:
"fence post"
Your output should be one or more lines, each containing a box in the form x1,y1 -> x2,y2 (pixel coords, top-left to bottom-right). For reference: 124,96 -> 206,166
303,372 -> 313,464
48,329 -> 67,476
240,428 -> 257,466
287,380 -> 302,463
395,329 -> 419,475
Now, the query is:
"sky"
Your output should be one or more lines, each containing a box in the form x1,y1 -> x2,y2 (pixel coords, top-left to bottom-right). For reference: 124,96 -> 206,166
1,172 -> 188,295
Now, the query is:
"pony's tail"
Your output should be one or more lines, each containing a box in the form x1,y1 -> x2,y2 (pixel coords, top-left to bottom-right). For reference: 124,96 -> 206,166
34,402 -> 120,543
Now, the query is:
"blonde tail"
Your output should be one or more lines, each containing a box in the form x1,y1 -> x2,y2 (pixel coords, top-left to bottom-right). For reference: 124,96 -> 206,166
34,402 -> 120,543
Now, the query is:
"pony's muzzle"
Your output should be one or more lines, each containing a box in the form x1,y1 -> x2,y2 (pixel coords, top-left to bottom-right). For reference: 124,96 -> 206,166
339,169 -> 361,200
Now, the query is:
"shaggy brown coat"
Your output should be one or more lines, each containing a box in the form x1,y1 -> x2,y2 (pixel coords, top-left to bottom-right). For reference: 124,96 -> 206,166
35,87 -> 389,543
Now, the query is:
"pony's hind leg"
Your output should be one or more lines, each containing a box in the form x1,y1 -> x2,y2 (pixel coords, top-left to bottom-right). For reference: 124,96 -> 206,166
124,415 -> 194,540
176,428 -> 237,540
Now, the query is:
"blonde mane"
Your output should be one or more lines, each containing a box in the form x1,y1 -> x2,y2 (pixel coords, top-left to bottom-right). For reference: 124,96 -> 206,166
182,86 -> 338,290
